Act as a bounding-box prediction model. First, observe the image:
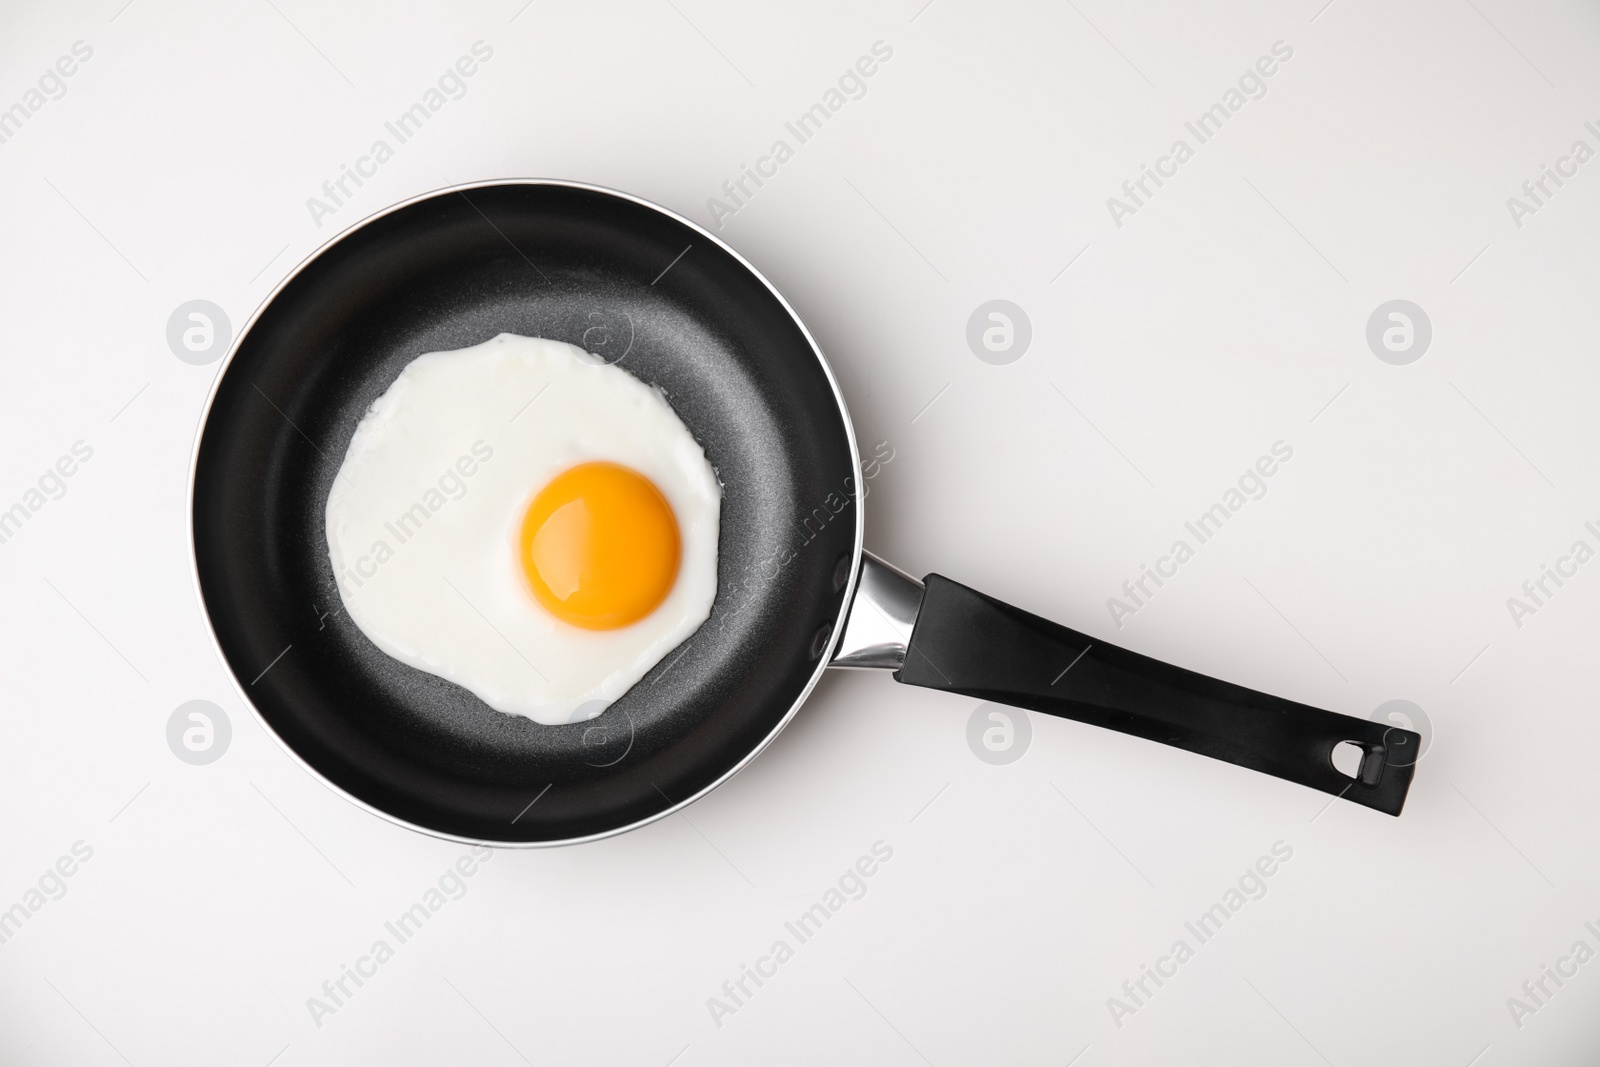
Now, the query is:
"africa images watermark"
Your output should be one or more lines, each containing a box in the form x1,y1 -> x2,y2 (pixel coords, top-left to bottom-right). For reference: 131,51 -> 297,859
0,440 -> 95,549
0,40 -> 94,147
305,845 -> 494,1027
1106,440 -> 1294,629
705,840 -> 894,1029
1505,119 -> 1600,230
704,40 -> 895,230
0,840 -> 95,948
1503,518 -> 1600,630
1106,40 -> 1295,229
304,41 -> 494,228
1107,840 -> 1294,1028
713,438 -> 894,635
1504,918 -> 1600,1030
334,439 -> 495,594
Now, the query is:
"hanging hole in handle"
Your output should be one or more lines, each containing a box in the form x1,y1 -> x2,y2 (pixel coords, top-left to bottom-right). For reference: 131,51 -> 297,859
1331,740 -> 1364,779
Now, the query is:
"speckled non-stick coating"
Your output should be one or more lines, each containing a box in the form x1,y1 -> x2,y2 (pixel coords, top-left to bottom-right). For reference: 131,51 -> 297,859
193,184 -> 860,843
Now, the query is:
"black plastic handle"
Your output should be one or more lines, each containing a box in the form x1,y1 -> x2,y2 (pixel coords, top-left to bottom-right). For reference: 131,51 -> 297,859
897,575 -> 1418,816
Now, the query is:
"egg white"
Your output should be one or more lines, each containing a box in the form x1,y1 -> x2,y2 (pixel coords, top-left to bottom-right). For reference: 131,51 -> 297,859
325,333 -> 721,725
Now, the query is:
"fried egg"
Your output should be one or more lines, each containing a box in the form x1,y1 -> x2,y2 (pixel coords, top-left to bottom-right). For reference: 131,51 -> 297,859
325,333 -> 721,725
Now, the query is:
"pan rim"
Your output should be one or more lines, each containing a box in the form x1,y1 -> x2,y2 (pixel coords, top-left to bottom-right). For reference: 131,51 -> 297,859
184,177 -> 865,848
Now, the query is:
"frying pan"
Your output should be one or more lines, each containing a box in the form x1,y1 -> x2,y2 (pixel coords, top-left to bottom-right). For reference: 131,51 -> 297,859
191,180 -> 1418,846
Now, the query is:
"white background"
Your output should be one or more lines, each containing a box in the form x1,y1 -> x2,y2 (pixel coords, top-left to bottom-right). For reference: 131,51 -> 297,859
1,0 -> 1598,1063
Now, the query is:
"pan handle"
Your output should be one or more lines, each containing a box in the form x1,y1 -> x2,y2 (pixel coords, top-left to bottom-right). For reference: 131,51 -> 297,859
834,553 -> 1419,816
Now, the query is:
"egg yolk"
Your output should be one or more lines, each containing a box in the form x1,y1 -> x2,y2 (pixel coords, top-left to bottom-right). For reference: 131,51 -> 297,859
518,461 -> 681,630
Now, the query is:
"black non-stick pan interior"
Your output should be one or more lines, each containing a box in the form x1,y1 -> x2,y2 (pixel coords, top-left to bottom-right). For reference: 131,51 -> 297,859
193,183 -> 860,843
